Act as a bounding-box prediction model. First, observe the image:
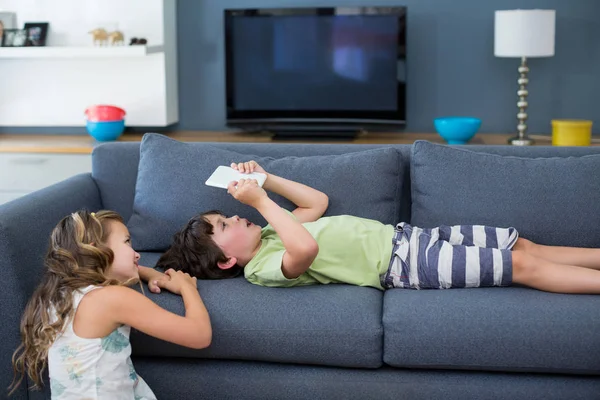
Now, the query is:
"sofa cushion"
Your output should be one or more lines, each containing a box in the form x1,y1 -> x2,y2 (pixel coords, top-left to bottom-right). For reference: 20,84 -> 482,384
127,133 -> 404,251
134,359 -> 600,400
382,287 -> 600,375
131,253 -> 384,369
410,140 -> 600,247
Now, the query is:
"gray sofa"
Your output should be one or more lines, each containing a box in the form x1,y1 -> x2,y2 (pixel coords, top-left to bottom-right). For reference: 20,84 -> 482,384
2,134 -> 600,400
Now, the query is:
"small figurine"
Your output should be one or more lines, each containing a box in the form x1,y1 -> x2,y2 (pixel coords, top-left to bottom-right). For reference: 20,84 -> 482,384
129,37 -> 148,46
89,28 -> 108,46
108,31 -> 124,46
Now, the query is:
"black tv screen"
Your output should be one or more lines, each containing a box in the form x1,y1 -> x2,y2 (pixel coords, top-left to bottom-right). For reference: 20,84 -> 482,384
224,7 -> 407,131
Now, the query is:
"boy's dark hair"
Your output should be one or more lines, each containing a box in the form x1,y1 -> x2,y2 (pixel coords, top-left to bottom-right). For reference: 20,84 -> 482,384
156,210 -> 243,279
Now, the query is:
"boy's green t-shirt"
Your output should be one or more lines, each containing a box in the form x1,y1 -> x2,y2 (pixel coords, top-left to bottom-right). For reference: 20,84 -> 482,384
244,214 -> 395,290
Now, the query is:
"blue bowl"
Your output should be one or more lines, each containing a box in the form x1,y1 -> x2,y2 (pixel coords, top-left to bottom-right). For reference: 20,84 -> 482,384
434,117 -> 482,145
86,120 -> 125,141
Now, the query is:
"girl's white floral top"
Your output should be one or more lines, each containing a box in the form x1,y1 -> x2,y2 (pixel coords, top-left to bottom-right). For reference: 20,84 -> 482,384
48,285 -> 157,399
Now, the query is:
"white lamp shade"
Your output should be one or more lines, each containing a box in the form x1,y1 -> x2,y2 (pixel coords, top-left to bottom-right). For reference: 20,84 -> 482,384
494,9 -> 555,58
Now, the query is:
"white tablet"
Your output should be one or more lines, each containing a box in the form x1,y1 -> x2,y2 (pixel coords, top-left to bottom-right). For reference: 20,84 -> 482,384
205,166 -> 267,189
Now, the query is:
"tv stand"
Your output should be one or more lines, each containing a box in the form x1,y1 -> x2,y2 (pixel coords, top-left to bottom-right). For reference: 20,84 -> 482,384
268,129 -> 362,141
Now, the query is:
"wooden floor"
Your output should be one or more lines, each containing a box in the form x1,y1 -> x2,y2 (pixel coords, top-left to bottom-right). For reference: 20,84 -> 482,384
0,131 -> 589,154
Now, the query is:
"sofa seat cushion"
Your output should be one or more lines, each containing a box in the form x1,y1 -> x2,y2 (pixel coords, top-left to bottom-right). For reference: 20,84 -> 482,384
131,253 -> 384,368
127,133 -> 404,251
382,287 -> 600,374
410,140 -> 600,247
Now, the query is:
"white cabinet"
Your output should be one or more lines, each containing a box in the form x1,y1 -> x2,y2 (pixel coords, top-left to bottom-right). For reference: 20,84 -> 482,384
0,0 -> 178,127
0,153 -> 92,205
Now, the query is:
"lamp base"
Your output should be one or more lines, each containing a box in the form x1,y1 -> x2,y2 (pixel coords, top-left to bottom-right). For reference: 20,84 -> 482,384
508,135 -> 534,146
509,57 -> 534,147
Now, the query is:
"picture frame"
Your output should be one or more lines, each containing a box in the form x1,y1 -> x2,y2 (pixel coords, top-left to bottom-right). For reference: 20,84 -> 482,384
24,22 -> 49,46
2,29 -> 28,47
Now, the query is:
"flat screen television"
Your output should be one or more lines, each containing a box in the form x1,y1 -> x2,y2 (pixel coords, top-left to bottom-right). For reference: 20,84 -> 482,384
224,6 -> 407,138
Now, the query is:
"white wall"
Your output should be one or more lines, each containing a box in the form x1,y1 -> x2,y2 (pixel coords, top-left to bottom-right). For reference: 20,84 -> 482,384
0,0 -> 177,127
0,0 -> 164,45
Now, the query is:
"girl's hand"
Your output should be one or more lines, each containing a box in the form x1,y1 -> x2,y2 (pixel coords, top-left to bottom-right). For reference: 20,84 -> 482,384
157,269 -> 198,295
227,178 -> 268,208
231,160 -> 266,175
148,273 -> 171,294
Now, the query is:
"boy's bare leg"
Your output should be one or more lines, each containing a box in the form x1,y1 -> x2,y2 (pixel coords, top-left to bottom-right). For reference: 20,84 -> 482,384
514,238 -> 600,271
512,250 -> 600,294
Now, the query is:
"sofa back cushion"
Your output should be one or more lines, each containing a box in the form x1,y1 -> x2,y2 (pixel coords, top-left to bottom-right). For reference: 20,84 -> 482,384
410,140 -> 600,247
92,140 -> 414,224
127,133 -> 404,251
92,142 -> 142,221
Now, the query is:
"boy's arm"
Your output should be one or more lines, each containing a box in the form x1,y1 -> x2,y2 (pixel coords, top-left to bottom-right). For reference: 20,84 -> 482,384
263,173 -> 328,223
255,197 -> 318,279
228,179 -> 318,279
232,161 -> 328,223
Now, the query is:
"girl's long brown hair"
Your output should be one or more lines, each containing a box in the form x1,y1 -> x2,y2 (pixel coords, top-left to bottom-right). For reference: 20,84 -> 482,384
9,210 -> 131,395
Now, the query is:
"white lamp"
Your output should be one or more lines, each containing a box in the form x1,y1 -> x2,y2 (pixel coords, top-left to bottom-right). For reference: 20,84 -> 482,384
494,9 -> 556,145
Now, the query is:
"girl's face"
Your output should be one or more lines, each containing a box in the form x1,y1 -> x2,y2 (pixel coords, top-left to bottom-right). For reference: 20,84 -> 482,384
105,220 -> 140,283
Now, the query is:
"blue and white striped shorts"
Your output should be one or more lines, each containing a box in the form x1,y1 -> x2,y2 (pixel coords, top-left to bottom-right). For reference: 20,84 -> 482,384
381,223 -> 519,290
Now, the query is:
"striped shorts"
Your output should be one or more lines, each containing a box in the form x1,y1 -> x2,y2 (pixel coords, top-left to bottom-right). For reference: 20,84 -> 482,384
381,223 -> 519,290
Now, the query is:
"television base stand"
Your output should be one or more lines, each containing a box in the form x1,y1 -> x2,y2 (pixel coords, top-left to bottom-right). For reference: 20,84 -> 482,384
268,129 -> 363,141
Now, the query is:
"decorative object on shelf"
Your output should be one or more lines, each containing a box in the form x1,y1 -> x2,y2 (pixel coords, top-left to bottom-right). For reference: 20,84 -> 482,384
85,104 -> 126,141
85,105 -> 126,122
551,120 -> 593,147
2,28 -> 27,47
129,37 -> 147,45
434,117 -> 482,145
108,30 -> 124,45
89,28 -> 109,46
86,120 -> 126,141
23,22 -> 49,46
0,11 -> 17,40
494,9 -> 556,146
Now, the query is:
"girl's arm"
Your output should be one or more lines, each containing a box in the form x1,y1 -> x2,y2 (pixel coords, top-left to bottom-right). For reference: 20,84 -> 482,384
138,265 -> 164,282
98,270 -> 211,349
232,161 -> 328,223
138,265 -> 169,293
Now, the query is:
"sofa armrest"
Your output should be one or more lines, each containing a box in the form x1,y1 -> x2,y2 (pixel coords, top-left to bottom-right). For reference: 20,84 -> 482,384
0,173 -> 102,399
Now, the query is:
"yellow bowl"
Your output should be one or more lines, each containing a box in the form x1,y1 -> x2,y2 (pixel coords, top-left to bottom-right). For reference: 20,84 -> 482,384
551,119 -> 592,146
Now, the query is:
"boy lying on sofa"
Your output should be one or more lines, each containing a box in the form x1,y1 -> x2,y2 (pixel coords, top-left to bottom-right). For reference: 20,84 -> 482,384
144,160 -> 600,294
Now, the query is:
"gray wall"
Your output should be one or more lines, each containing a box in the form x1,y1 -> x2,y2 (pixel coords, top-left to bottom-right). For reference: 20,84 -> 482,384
3,0 -> 599,135
177,0 -> 600,134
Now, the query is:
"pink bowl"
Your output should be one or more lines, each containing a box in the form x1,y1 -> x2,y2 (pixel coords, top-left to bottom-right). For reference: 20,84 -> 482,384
85,105 -> 126,122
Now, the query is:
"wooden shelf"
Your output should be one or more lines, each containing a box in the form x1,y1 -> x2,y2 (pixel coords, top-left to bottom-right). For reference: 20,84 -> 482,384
0,132 -> 576,155
0,45 -> 164,59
